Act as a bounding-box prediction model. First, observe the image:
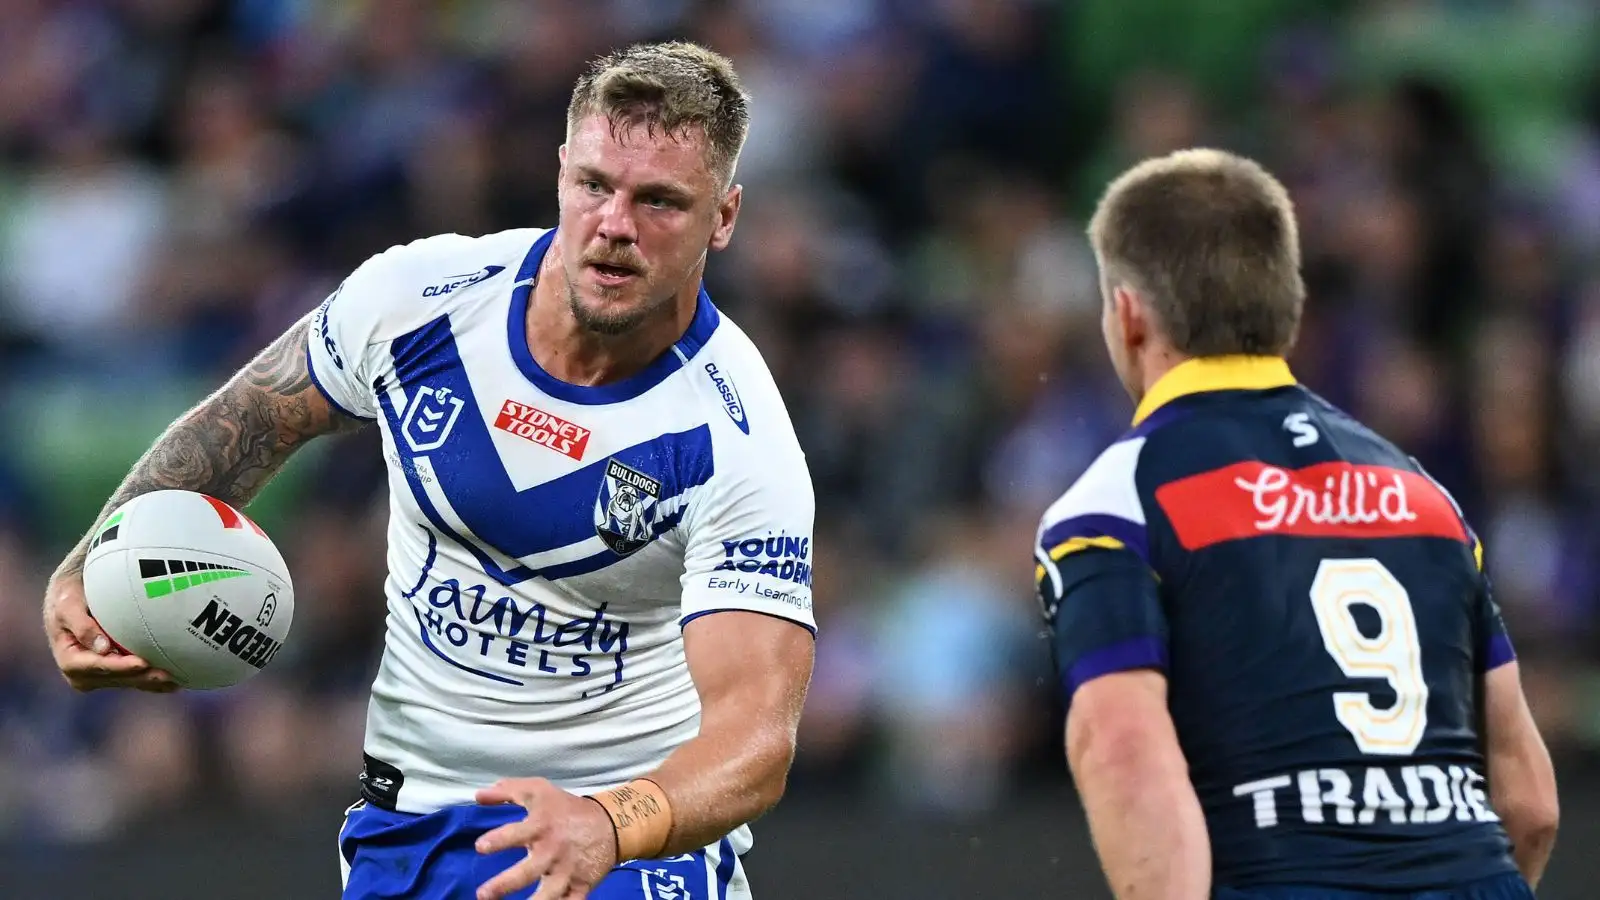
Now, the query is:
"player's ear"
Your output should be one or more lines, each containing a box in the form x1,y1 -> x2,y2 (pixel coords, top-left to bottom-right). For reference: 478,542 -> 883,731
709,183 -> 741,252
1113,284 -> 1149,349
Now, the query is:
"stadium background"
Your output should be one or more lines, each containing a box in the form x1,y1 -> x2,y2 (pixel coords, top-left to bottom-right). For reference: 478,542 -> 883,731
0,0 -> 1598,897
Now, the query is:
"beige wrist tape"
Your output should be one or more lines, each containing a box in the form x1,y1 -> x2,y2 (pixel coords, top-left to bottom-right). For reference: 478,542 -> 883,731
589,778 -> 674,862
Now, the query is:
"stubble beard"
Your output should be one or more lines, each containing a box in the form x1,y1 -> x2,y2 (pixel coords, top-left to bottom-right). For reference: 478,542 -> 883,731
567,281 -> 664,336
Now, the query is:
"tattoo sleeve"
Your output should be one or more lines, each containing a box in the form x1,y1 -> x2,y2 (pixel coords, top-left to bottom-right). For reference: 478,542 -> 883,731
55,315 -> 366,579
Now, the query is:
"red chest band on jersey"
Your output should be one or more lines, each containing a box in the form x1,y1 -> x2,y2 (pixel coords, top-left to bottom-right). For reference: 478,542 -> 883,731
1156,462 -> 1468,551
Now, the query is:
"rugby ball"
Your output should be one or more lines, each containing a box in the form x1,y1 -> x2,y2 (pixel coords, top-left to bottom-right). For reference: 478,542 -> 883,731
82,490 -> 294,690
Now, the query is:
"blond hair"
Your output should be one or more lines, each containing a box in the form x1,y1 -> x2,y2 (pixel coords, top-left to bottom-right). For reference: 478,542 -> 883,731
567,41 -> 750,189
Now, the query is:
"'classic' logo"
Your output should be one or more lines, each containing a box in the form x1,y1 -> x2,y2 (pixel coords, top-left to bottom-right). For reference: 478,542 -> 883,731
703,363 -> 749,435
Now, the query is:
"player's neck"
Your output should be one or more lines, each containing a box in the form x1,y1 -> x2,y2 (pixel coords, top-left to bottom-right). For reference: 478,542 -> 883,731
1134,347 -> 1190,402
525,255 -> 701,388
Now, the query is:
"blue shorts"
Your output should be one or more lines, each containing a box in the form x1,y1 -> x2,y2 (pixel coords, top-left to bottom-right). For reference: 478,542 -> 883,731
1215,872 -> 1533,900
339,800 -> 750,899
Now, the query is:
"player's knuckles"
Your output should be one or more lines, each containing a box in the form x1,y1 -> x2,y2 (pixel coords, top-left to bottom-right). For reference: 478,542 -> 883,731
529,813 -> 557,837
493,778 -> 549,805
529,865 -> 571,900
519,776 -> 554,794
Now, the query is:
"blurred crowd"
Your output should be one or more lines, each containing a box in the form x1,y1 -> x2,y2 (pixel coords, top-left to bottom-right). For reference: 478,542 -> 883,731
0,0 -> 1598,844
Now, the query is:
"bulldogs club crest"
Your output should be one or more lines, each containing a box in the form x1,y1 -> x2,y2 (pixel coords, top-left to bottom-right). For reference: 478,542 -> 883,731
595,459 -> 662,557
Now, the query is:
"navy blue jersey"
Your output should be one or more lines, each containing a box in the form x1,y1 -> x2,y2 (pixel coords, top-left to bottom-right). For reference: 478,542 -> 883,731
1034,357 -> 1519,892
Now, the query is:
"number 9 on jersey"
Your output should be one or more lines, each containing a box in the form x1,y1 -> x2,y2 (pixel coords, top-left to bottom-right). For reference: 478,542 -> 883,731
1310,559 -> 1428,756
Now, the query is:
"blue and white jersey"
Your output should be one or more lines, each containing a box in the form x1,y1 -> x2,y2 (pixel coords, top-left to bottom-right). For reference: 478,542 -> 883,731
306,227 -> 814,844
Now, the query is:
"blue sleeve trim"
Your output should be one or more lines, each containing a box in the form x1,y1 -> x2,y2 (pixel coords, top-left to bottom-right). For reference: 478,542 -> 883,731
1484,632 -> 1516,671
680,607 -> 817,637
305,346 -> 375,422
1065,636 -> 1167,698
1040,513 -> 1150,564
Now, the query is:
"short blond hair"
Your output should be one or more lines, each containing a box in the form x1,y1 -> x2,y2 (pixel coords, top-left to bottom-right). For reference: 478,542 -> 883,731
567,41 -> 750,189
1088,148 -> 1305,357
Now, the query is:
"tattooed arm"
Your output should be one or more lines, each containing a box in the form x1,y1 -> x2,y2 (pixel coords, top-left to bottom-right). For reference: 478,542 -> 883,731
45,314 -> 366,692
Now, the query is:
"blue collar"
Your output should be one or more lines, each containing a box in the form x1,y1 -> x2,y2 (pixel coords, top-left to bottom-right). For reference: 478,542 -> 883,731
506,228 -> 721,405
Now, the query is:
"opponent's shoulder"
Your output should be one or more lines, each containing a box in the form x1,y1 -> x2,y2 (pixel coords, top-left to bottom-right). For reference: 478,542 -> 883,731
1133,383 -> 1417,475
1036,436 -> 1151,560
1297,390 -> 1420,468
692,310 -> 801,456
326,228 -> 544,343
1305,392 -> 1485,565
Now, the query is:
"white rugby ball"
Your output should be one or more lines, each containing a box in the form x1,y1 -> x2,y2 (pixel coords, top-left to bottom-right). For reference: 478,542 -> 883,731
82,490 -> 294,690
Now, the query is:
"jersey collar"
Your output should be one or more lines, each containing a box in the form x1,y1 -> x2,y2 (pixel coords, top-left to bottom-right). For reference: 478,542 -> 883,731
507,228 -> 722,405
1131,355 -> 1296,426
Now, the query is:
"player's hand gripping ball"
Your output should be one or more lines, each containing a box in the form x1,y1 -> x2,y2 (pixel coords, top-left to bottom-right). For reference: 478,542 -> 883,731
474,778 -> 620,900
45,573 -> 176,693
79,490 -> 294,690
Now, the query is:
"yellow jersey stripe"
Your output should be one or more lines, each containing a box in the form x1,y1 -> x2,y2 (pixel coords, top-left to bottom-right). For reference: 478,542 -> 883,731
1049,535 -> 1127,560
1133,356 -> 1296,426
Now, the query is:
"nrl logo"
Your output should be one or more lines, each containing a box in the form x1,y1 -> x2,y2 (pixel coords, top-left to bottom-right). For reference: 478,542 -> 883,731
401,385 -> 465,453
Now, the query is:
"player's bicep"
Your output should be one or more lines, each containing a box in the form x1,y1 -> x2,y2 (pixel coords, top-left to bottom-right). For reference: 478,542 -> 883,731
1066,669 -> 1179,775
239,313 -> 368,440
1483,662 -> 1539,757
1039,546 -> 1168,702
1482,660 -> 1558,842
106,315 -> 367,513
682,610 -> 814,735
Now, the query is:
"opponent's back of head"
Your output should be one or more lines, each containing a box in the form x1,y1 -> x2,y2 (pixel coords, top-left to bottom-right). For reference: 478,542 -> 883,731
1089,148 -> 1305,357
567,41 -> 751,191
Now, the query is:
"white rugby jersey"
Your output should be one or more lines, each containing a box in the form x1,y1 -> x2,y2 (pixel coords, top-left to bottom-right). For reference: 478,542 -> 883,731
305,227 -> 815,840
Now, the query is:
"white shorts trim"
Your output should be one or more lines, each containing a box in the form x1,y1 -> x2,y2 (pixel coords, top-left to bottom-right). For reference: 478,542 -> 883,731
337,799 -> 367,891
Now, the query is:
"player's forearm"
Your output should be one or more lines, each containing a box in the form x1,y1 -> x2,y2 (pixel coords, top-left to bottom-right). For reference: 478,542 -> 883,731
645,725 -> 795,855
1484,664 -> 1559,889
54,317 -> 357,580
1491,764 -> 1558,888
1506,818 -> 1557,890
1075,745 -> 1211,899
